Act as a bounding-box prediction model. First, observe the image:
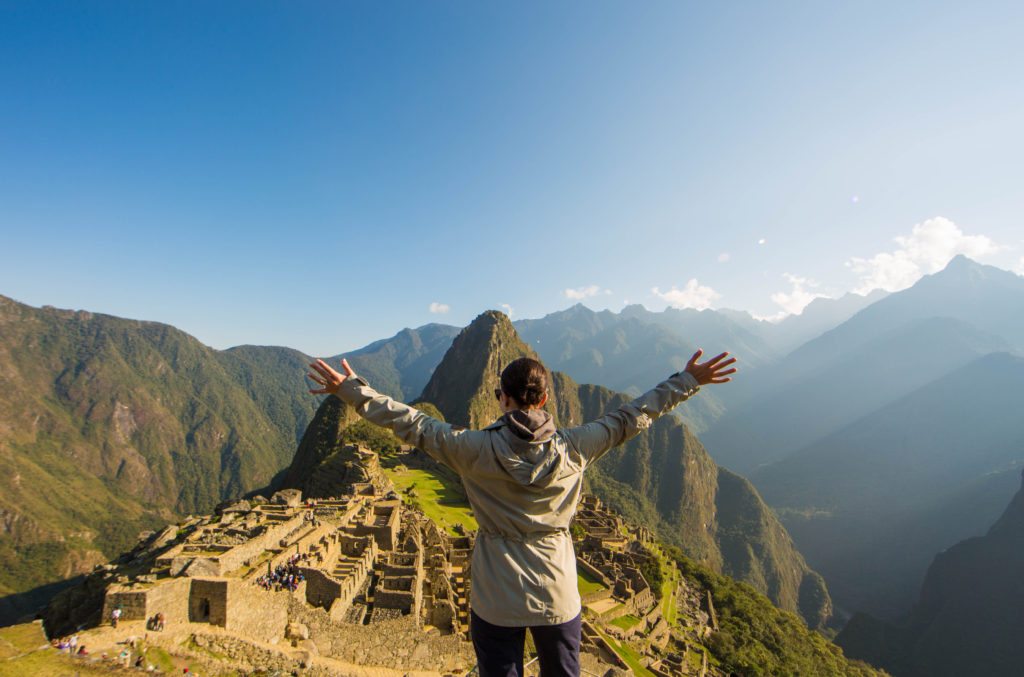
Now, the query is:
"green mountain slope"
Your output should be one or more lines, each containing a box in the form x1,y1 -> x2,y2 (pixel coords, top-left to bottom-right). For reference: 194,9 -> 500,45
332,323 -> 460,400
0,295 -> 324,622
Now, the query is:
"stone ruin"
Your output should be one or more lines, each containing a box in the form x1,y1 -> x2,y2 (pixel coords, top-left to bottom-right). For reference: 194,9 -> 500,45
94,446 -> 716,675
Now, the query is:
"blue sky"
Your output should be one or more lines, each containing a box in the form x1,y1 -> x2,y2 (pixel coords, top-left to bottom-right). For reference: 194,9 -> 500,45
2,2 -> 1023,353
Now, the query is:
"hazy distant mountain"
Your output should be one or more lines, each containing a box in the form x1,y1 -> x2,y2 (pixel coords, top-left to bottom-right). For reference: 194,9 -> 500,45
514,304 -> 768,432
837,470 -> 1024,676
705,256 -> 1024,473
424,310 -> 833,627
715,290 -> 889,358
754,352 -> 1024,618
332,323 -> 460,401
704,316 -> 1012,473
779,256 -> 1024,381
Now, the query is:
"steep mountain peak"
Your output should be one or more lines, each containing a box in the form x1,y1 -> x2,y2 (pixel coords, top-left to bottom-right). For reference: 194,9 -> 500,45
927,254 -> 1022,288
418,310 -> 554,428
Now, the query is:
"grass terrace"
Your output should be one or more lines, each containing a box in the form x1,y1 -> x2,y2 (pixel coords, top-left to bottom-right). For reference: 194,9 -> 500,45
610,614 -> 643,631
380,460 -> 478,535
577,568 -> 606,595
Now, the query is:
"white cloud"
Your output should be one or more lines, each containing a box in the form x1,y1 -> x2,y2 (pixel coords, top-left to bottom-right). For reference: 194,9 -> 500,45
768,273 -> 830,318
564,285 -> 610,300
500,303 -> 515,317
717,252 -> 731,263
428,302 -> 450,314
758,238 -> 767,245
1016,257 -> 1024,276
652,279 -> 721,311
846,217 -> 1000,294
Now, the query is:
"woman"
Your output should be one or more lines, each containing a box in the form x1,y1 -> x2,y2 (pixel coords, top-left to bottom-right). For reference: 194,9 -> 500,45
308,348 -> 735,676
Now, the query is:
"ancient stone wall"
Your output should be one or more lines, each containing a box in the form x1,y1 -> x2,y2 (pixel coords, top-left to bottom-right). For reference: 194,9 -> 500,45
288,600 -> 475,672
101,589 -> 147,622
218,512 -> 306,573
302,568 -> 342,612
189,579 -> 228,625
224,579 -> 289,642
146,577 -> 191,626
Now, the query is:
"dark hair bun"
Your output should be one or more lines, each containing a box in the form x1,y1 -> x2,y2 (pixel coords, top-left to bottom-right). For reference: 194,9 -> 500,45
500,358 -> 549,408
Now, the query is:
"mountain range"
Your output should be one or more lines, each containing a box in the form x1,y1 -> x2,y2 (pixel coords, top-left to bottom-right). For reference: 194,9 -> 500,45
3,252 -> 1022,667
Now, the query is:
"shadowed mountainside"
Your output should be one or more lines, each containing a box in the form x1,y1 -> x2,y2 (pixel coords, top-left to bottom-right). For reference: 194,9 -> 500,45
837,470 -> 1024,677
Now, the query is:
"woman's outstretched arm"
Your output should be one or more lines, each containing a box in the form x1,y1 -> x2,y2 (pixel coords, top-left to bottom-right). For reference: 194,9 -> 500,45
307,358 -> 483,474
563,349 -> 737,466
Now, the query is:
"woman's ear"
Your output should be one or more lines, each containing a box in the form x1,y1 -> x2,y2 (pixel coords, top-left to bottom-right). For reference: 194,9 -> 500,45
538,391 -> 549,408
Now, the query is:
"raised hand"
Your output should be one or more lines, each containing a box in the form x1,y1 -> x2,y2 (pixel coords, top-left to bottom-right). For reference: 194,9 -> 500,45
684,349 -> 737,386
307,358 -> 356,396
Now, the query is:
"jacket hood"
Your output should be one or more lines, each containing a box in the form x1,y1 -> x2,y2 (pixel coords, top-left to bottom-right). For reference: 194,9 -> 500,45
488,409 -> 561,486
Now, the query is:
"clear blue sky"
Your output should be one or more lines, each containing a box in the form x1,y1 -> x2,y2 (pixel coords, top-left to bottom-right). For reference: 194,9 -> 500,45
2,1 -> 1022,353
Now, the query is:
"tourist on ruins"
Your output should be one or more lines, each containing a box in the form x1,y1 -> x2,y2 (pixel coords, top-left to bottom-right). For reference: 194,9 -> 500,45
308,349 -> 735,676
112,605 -> 122,627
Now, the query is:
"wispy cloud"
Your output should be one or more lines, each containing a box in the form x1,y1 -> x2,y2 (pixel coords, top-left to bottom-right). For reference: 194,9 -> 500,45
428,302 -> 450,314
762,273 -> 830,321
651,279 -> 720,311
500,303 -> 514,317
564,285 -> 611,300
717,252 -> 731,263
846,217 -> 1000,294
1015,257 -> 1024,276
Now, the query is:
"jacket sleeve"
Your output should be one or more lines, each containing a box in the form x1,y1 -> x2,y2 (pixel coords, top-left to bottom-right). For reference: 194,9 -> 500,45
563,371 -> 700,466
333,374 -> 482,475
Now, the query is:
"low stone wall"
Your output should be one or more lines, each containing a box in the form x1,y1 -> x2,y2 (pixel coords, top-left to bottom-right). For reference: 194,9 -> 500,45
288,600 -> 475,672
582,587 -> 613,605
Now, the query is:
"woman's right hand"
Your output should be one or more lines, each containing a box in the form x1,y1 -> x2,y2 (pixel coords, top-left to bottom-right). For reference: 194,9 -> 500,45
684,349 -> 737,386
308,358 -> 356,395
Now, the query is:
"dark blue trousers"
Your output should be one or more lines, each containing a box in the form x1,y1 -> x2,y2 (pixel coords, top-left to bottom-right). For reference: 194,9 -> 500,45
470,610 -> 582,677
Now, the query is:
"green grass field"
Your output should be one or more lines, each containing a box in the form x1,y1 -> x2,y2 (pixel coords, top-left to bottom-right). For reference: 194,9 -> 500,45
610,613 -> 643,631
597,627 -> 655,677
380,460 -> 478,535
577,568 -> 607,595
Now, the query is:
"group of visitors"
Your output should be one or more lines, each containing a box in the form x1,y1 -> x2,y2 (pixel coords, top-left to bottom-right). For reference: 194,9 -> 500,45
54,634 -> 85,655
52,629 -> 159,671
146,612 -> 165,631
255,553 -> 309,592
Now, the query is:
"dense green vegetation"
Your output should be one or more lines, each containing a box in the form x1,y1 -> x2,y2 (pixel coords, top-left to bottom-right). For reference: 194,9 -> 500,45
670,549 -> 882,676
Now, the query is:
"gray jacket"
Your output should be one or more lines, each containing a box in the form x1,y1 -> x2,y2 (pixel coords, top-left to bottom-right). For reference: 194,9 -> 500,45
334,370 -> 701,626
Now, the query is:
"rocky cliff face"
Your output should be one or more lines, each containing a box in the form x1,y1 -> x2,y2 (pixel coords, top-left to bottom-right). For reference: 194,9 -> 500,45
838,469 -> 1024,676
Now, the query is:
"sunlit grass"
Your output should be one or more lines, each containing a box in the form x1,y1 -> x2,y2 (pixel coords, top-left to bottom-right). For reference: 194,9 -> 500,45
380,460 -> 478,535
